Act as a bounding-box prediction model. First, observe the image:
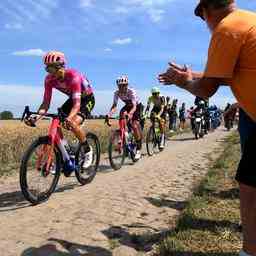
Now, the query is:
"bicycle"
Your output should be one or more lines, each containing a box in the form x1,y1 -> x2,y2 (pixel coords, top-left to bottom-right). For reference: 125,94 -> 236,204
146,115 -> 166,156
105,114 -> 138,170
20,106 -> 100,204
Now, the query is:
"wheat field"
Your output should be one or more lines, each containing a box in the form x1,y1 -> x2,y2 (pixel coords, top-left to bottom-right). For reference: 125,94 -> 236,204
0,119 -> 118,175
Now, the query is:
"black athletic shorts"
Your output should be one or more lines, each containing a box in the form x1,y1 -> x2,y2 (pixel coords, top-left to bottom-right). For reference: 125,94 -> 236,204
236,108 -> 256,187
150,106 -> 166,121
60,93 -> 95,121
120,103 -> 143,121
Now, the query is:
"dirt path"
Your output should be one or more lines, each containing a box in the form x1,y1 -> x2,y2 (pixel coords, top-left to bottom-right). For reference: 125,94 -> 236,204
0,128 -> 232,256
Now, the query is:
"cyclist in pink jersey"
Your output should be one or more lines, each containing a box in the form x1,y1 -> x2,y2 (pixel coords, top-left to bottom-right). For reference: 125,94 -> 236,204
25,51 -> 95,170
107,75 -> 143,160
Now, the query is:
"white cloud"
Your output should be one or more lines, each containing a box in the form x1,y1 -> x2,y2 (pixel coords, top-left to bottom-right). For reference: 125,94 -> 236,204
104,48 -> 113,52
12,49 -> 46,57
4,23 -> 23,30
148,8 -> 165,23
80,0 -> 94,8
117,0 -> 175,23
112,38 -> 132,45
125,0 -> 173,7
0,0 -> 59,24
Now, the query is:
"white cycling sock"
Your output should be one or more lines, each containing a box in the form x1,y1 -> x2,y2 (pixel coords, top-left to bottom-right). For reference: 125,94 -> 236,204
239,250 -> 251,256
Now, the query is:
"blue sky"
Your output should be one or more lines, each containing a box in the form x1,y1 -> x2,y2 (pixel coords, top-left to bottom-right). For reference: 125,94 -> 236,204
0,0 -> 256,116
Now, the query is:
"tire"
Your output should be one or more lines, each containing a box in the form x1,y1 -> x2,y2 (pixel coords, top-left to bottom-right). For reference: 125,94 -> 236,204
108,130 -> 126,170
146,126 -> 156,156
199,122 -> 204,138
195,123 -> 200,140
158,134 -> 166,152
75,132 -> 100,185
20,136 -> 61,205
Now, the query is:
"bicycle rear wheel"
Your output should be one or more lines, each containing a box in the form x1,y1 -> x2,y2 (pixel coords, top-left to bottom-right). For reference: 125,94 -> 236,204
108,130 -> 126,170
20,136 -> 61,204
75,132 -> 100,185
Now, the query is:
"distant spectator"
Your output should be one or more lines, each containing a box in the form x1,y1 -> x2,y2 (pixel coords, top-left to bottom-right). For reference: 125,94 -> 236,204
179,103 -> 186,131
169,99 -> 178,132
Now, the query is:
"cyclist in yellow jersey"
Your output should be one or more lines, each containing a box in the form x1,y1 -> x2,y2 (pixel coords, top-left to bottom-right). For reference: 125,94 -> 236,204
145,87 -> 166,149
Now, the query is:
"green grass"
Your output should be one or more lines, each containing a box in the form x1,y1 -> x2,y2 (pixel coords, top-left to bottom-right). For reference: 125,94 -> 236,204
154,132 -> 242,256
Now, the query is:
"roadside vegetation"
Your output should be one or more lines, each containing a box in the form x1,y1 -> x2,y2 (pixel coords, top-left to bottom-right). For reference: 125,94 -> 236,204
154,132 -> 242,256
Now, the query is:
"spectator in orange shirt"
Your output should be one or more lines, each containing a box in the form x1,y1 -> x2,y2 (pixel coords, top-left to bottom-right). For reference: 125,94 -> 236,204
158,1 -> 256,255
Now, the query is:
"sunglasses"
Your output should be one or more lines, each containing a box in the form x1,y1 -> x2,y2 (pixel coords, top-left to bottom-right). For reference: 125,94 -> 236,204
45,64 -> 61,74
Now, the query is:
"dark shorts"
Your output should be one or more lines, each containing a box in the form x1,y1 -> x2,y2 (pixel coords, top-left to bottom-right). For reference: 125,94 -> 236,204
150,106 -> 166,121
120,103 -> 143,121
179,117 -> 186,122
236,108 -> 256,187
60,94 -> 95,121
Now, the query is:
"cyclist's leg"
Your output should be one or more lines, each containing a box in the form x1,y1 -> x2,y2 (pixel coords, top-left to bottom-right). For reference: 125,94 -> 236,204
131,104 -> 143,153
119,105 -> 128,131
160,111 -> 166,134
150,109 -> 156,124
59,98 -> 85,141
71,94 -> 95,143
60,95 -> 91,145
159,113 -> 166,148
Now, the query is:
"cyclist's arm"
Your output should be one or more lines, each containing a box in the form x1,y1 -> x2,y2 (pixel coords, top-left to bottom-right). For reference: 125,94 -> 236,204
38,78 -> 52,115
145,98 -> 151,114
158,104 -> 165,117
108,92 -> 118,117
127,90 -> 138,116
128,102 -> 137,116
108,103 -> 117,117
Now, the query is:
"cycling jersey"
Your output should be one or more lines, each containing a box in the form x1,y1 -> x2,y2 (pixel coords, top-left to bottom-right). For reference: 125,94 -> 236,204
113,88 -> 139,106
147,95 -> 165,109
147,95 -> 166,120
43,69 -> 93,106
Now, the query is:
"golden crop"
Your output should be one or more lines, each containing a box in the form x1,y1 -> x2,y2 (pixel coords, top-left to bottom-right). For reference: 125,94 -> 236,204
0,120 -> 116,173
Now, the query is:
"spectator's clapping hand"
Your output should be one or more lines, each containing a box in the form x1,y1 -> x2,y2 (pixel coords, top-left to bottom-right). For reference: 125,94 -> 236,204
158,62 -> 193,88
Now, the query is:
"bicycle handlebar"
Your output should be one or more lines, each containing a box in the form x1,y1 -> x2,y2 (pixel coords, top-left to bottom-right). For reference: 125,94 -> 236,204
21,106 -> 67,123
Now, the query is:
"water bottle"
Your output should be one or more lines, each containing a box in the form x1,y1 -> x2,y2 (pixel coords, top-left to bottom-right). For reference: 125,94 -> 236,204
70,154 -> 76,169
62,139 -> 71,153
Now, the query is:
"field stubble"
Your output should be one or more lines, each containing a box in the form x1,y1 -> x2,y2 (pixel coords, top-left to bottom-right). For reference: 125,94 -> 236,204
0,120 -> 116,176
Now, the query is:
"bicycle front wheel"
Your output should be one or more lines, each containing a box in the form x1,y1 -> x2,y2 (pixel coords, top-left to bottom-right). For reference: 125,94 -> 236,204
146,126 -> 157,156
108,130 -> 126,170
20,136 -> 61,204
75,132 -> 100,185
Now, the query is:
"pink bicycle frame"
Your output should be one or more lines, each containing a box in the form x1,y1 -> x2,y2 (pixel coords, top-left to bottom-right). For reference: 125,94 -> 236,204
35,117 -> 64,173
119,118 -> 127,147
48,117 -> 64,145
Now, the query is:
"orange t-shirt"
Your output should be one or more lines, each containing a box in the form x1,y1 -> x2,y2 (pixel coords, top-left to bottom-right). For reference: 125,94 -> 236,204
204,9 -> 256,121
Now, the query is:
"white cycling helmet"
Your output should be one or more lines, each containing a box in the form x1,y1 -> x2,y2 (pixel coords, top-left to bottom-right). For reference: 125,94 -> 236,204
116,75 -> 129,85
151,87 -> 160,94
